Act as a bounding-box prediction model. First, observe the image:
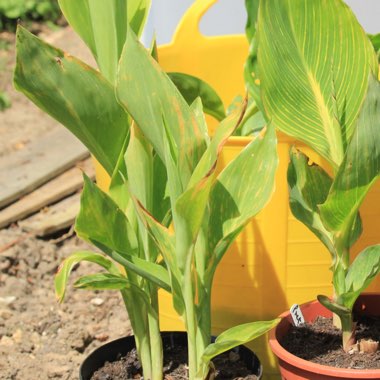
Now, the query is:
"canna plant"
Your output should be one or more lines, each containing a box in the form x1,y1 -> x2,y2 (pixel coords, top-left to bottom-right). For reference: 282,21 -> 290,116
14,1 -> 280,379
256,0 -> 380,352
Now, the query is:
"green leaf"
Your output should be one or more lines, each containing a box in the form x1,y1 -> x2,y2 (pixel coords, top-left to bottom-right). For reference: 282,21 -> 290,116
75,175 -> 138,256
368,33 -> 380,61
168,72 -> 225,121
208,124 -> 278,263
133,200 -> 184,315
75,273 -> 135,291
58,0 -> 149,82
127,0 -> 151,39
287,149 -> 335,254
241,111 -> 266,136
116,27 -> 207,190
202,319 -> 279,362
55,250 -> 120,303
244,0 -> 262,111
320,76 -> 380,245
340,245 -> 380,309
317,294 -> 351,316
258,0 -> 378,168
14,26 -> 129,176
0,91 -> 11,111
189,101 -> 247,188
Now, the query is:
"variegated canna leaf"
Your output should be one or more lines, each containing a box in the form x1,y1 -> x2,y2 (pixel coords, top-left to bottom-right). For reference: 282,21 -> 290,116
320,75 -> 380,245
58,0 -> 150,82
14,26 -> 129,176
258,0 -> 378,168
116,27 -> 207,190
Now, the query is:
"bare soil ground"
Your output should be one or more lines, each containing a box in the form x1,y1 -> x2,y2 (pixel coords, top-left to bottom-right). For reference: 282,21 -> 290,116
0,27 -> 131,380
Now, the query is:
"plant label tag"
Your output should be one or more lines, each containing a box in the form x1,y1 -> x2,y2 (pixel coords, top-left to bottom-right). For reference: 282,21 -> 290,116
290,304 -> 305,327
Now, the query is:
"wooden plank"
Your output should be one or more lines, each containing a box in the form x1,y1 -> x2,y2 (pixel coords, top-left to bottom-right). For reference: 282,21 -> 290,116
0,128 -> 89,209
0,159 -> 94,229
19,193 -> 81,237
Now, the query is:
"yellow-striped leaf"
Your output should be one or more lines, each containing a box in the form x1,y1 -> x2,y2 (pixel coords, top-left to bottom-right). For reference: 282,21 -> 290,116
258,0 -> 378,168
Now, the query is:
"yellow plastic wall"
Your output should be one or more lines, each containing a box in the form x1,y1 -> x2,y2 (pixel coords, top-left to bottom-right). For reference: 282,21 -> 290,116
95,1 -> 380,379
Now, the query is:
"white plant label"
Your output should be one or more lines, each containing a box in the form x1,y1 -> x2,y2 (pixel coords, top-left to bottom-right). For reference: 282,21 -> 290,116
290,304 -> 305,327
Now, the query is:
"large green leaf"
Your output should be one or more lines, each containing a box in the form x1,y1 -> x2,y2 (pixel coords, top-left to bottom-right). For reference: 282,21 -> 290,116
201,319 -> 279,362
14,26 -> 129,176
340,245 -> 380,309
287,149 -> 335,255
75,175 -> 138,256
116,27 -> 207,189
55,250 -> 120,302
168,72 -> 225,121
258,0 -> 378,168
320,76 -> 380,244
208,124 -> 278,263
58,0 -> 150,82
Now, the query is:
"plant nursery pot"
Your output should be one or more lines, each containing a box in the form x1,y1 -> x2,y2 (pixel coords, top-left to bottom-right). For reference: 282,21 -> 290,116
79,331 -> 263,380
269,294 -> 380,380
94,1 -> 380,378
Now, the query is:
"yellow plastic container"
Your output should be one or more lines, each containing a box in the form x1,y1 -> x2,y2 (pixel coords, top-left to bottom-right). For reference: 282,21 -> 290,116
96,1 -> 380,378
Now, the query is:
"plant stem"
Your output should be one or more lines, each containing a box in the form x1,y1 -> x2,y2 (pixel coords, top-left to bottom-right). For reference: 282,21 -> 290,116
340,312 -> 355,352
148,286 -> 163,380
183,265 -> 198,380
121,287 -> 153,380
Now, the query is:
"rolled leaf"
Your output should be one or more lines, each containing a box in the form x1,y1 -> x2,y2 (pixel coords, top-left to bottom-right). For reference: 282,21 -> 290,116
320,76 -> 380,244
55,250 -> 120,302
168,72 -> 225,121
258,0 -> 378,167
14,26 -> 129,176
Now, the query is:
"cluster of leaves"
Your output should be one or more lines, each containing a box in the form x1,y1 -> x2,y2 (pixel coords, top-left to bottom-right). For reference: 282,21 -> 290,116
14,1 -> 280,380
0,0 -> 61,31
256,0 -> 380,351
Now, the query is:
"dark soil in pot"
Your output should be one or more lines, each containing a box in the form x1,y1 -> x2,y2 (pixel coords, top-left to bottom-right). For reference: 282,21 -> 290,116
81,332 -> 262,380
281,315 -> 380,369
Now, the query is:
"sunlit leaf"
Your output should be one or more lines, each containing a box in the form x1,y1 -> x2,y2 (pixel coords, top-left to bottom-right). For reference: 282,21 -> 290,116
258,0 -> 378,168
14,26 -> 129,176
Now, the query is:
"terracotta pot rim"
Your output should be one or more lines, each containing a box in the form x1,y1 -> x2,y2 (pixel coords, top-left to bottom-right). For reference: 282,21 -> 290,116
269,296 -> 380,378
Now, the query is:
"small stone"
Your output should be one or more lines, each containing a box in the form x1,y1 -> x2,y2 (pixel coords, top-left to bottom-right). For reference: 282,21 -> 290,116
12,328 -> 23,344
0,309 -> 13,320
95,333 -> 109,342
0,296 -> 16,305
91,297 -> 104,306
0,335 -> 14,346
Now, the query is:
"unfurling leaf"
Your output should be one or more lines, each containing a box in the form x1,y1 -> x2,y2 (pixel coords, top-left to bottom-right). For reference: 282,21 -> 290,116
55,251 -> 120,302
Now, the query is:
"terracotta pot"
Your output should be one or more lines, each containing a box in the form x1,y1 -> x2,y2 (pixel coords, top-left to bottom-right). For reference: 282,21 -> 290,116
80,331 -> 263,380
269,294 -> 380,380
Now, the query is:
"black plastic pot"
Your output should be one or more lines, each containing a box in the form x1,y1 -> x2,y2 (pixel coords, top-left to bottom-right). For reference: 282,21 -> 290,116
80,331 -> 262,380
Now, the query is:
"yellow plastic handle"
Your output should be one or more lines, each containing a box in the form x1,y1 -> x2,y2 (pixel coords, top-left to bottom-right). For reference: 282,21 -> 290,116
171,0 -> 219,44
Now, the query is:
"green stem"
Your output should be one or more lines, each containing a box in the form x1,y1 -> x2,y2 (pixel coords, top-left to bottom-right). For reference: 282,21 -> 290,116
340,312 -> 354,351
183,267 -> 198,380
147,286 -> 163,380
121,288 -> 153,379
